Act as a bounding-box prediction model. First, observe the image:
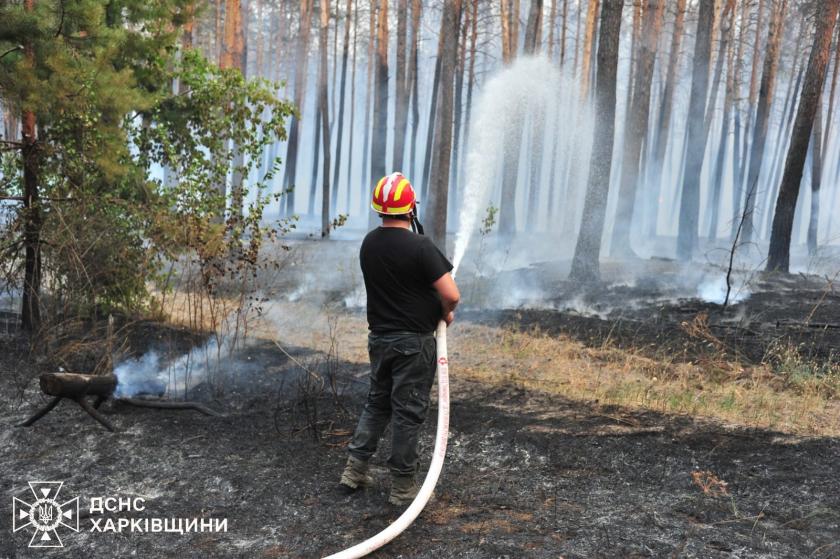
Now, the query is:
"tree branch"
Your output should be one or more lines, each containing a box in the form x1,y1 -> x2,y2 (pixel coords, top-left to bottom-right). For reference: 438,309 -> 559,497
0,45 -> 24,61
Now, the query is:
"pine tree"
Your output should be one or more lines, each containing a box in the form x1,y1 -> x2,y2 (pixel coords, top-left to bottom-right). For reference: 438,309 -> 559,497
568,0 -> 622,282
767,0 -> 840,273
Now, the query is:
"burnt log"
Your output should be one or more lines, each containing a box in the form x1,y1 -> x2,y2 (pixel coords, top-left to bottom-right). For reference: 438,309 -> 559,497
119,398 -> 222,417
40,372 -> 117,398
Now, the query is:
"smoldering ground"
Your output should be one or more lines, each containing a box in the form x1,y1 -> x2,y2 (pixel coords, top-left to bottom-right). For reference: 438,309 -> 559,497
1,238 -> 838,558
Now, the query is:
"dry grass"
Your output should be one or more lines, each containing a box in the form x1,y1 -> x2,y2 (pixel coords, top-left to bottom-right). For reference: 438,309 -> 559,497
155,294 -> 840,437
450,322 -> 840,437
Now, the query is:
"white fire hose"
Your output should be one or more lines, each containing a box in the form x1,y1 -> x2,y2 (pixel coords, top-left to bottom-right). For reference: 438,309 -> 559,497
323,319 -> 450,559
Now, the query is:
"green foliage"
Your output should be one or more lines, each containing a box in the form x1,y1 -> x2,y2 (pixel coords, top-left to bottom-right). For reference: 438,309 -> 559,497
0,1 -> 295,318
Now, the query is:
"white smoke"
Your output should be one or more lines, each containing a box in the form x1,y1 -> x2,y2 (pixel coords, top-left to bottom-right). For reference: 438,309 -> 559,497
696,275 -> 751,305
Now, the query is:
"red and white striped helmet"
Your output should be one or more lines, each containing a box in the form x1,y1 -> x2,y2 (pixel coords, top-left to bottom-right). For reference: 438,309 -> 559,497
371,172 -> 417,216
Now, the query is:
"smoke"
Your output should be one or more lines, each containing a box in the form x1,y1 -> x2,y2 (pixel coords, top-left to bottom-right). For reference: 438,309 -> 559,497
696,275 -> 751,305
113,334 -> 239,399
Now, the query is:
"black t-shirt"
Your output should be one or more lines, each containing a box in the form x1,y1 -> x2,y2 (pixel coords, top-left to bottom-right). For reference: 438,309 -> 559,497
360,227 -> 454,333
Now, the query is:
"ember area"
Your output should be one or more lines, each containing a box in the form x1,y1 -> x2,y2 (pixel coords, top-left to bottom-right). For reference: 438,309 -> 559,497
1,248 -> 838,558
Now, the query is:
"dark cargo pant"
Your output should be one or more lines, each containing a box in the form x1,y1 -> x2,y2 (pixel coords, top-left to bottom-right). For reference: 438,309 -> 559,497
348,331 -> 437,476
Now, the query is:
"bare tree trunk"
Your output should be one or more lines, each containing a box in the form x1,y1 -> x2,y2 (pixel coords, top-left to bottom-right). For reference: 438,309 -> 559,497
807,100 -> 822,254
742,0 -> 786,245
427,0 -> 463,250
736,0 -> 767,216
408,0 -> 423,176
524,0 -> 544,54
368,0 -> 389,227
610,0 -> 663,256
707,0 -> 737,240
675,0 -> 714,261
319,0 -> 332,237
360,2 -> 376,212
646,0 -> 686,238
568,0 -> 622,282
548,0 -> 558,58
559,0 -> 568,64
421,34 -> 443,201
763,44 -> 807,238
767,2 -> 839,272
282,0 -> 313,216
392,0 -> 410,172
729,0 -> 750,240
501,0 -> 513,64
578,0 -> 600,100
345,0 -> 359,212
331,0 -> 353,213
460,0 -> 478,185
308,102 -> 322,215
215,0 -> 223,63
822,25 -> 840,151
450,4 -> 470,222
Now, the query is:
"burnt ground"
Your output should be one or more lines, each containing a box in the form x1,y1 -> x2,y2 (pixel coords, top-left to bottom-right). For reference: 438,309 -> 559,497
466,264 -> 840,367
1,319 -> 838,559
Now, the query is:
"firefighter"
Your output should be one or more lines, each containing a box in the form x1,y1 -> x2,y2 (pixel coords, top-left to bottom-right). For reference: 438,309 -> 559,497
339,172 -> 460,506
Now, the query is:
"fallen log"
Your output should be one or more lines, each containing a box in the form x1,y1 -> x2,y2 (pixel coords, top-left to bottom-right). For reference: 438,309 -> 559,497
118,398 -> 222,417
40,372 -> 117,398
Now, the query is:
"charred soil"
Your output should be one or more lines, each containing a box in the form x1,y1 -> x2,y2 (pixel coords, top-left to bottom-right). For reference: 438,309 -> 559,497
1,308 -> 838,558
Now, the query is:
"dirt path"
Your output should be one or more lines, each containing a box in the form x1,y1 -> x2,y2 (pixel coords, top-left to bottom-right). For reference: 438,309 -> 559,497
1,314 -> 838,558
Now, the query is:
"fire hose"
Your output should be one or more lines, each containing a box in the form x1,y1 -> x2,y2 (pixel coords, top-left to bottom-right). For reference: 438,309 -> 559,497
323,319 -> 449,559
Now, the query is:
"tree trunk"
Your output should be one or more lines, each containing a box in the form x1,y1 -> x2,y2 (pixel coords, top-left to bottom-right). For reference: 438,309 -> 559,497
408,0 -> 423,177
728,0 -> 750,240
392,0 -> 410,172
360,2 -> 376,212
308,102 -> 323,215
559,0 -> 568,64
368,0 -> 389,227
460,0 -> 478,184
427,0 -> 463,251
450,4 -> 470,223
319,0 -> 332,237
646,0 -> 686,238
578,0 -> 600,100
736,0 -> 767,219
223,0 -> 247,220
675,0 -> 714,261
421,36 -> 443,202
345,0 -> 359,212
331,0 -> 353,214
547,0 -> 558,58
707,0 -> 737,239
21,0 -> 41,334
763,44 -> 806,238
767,1 -> 839,273
742,0 -> 786,245
610,0 -> 663,256
568,0 -> 622,282
282,0 -> 313,216
524,0 -> 544,54
807,100 -> 822,254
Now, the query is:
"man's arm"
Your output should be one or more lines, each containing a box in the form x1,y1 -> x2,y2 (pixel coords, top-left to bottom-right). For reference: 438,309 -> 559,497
432,273 -> 460,326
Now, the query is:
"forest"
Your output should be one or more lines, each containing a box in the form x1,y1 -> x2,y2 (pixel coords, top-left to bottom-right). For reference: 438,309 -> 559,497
1,0 -> 839,558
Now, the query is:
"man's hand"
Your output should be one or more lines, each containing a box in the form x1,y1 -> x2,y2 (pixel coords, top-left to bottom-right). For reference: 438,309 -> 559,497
444,311 -> 455,326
